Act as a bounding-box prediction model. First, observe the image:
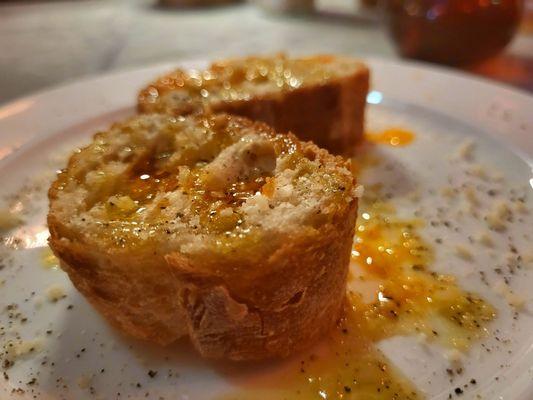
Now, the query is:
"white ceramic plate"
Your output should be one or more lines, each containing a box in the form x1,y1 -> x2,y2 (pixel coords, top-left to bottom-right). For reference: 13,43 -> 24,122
0,58 -> 532,400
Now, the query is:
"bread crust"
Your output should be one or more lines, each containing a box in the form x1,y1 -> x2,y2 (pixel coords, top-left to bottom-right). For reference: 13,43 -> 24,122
47,220 -> 189,344
167,202 -> 357,360
47,114 -> 358,360
138,55 -> 370,155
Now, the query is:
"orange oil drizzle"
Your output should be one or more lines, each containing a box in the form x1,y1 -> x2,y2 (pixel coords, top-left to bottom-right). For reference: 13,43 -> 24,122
365,128 -> 415,147
349,200 -> 494,350
219,309 -> 421,400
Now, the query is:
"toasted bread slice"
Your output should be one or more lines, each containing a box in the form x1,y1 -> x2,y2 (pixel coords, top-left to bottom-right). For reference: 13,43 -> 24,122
138,54 -> 369,155
48,113 -> 359,360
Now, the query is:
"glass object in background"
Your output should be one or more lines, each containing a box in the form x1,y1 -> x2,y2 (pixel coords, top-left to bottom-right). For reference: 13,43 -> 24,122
384,0 -> 524,66
159,0 -> 241,6
361,0 -> 379,8
251,0 -> 315,13
521,0 -> 533,33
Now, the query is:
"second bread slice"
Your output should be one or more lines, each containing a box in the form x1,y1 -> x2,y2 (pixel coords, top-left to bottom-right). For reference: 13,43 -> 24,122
138,54 -> 369,155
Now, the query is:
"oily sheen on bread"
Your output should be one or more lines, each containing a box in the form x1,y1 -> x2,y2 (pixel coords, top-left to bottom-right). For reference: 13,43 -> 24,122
138,54 -> 369,155
48,113 -> 359,360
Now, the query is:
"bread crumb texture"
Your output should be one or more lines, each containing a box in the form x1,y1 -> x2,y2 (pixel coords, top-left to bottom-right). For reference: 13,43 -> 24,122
139,54 -> 366,112
49,113 -> 357,252
138,54 -> 369,154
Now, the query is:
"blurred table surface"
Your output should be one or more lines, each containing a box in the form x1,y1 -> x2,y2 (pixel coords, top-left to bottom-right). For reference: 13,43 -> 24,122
0,0 -> 532,105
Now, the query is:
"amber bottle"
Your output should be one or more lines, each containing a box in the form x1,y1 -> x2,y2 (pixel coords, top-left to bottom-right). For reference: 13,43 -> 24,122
385,0 -> 524,65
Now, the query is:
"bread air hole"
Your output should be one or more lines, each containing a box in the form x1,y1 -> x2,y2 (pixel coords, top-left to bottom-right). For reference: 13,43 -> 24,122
283,290 -> 306,308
